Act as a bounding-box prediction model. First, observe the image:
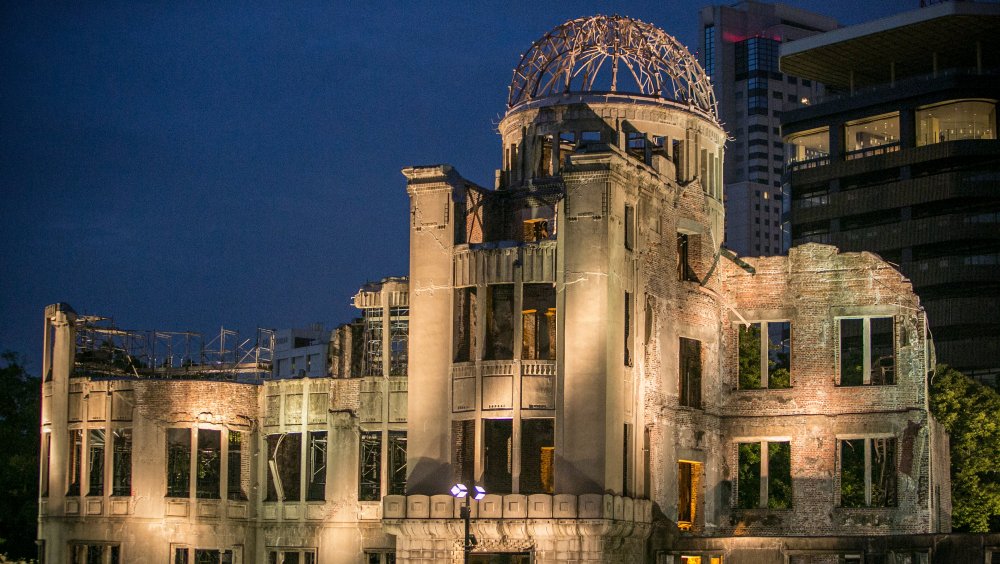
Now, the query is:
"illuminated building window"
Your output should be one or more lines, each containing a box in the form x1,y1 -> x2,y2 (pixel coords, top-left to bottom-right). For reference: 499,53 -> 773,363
484,418 -> 513,493
268,548 -> 317,564
522,284 -> 556,361
520,419 -> 554,494
839,437 -> 897,507
166,428 -> 190,498
679,337 -> 702,409
69,543 -> 120,564
736,441 -> 792,509
917,99 -> 996,146
737,322 -> 791,389
227,431 -> 247,501
266,432 -> 302,502
522,218 -> 550,242
359,431 -> 382,501
112,428 -> 131,497
171,547 -> 234,564
196,429 -> 221,499
844,113 -> 900,159
307,431 -> 327,501
677,460 -> 702,530
838,317 -> 895,386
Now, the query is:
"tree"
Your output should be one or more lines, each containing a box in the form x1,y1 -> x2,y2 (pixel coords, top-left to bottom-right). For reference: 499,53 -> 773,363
929,364 -> 1000,532
0,352 -> 40,559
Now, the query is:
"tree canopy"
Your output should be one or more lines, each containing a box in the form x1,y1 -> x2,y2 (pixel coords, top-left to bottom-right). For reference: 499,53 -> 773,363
0,352 -> 40,559
929,364 -> 1000,532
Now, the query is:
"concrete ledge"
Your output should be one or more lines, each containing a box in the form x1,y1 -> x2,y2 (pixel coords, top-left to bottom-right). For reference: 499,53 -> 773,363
383,492 -> 651,523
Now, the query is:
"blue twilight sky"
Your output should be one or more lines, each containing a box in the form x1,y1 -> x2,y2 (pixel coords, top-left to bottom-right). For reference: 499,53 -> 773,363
1,1 -> 908,372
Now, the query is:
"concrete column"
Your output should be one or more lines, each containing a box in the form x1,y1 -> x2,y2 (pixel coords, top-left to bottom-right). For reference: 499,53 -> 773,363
404,165 -> 463,495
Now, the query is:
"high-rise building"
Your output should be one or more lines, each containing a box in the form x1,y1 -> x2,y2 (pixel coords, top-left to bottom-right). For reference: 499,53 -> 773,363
780,0 -> 1000,387
699,1 -> 837,256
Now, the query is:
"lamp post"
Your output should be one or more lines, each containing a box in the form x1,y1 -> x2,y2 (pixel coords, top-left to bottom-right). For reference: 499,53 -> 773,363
451,483 -> 486,563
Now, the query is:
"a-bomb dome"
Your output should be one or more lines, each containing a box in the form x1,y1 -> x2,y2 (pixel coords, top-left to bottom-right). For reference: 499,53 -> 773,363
508,14 -> 717,121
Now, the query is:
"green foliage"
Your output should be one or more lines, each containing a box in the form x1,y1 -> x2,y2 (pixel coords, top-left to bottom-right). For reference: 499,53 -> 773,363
738,325 -> 762,389
0,352 -> 40,559
737,442 -> 761,508
929,364 -> 1000,532
767,441 -> 792,509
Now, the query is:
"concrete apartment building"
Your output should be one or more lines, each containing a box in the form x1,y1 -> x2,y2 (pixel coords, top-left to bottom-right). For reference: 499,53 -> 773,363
698,1 -> 837,257
37,14 -> 968,564
780,1 -> 1000,387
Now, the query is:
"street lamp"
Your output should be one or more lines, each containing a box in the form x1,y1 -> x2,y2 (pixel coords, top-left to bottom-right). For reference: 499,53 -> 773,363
451,482 -> 486,563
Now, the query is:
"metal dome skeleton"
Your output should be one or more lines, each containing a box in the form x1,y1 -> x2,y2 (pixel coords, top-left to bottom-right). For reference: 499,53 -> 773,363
508,15 -> 718,120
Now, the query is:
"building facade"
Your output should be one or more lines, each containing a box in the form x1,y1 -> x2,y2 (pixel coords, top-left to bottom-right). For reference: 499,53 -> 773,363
780,0 -> 1000,387
699,1 -> 837,256
38,14 -> 967,564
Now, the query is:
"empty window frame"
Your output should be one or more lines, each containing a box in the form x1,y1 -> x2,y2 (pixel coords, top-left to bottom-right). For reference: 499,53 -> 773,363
389,307 -> 408,376
677,233 -> 698,282
388,431 -> 407,495
307,431 -> 327,501
679,337 -> 702,408
624,292 -> 633,366
678,460 -> 702,530
454,287 -> 478,362
172,548 -> 234,564
625,204 -> 636,250
359,431 -> 382,501
839,317 -> 895,386
111,428 -> 131,496
362,308 -> 384,376
738,321 -> 791,389
41,431 -> 51,497
267,432 -> 302,502
839,437 -> 897,507
268,549 -> 317,564
522,284 -> 556,361
87,429 -> 105,496
520,418 -> 554,494
166,428 -> 191,498
227,431 -> 248,500
483,419 -> 513,493
196,429 -> 221,499
68,428 -> 83,496
69,543 -> 120,564
736,441 -> 791,509
365,553 -> 397,564
485,285 -> 515,360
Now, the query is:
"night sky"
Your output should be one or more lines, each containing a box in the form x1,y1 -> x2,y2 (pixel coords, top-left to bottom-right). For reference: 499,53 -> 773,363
1,1 -> 907,372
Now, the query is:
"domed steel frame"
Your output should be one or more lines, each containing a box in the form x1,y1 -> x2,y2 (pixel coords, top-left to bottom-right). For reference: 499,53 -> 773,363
508,15 -> 718,120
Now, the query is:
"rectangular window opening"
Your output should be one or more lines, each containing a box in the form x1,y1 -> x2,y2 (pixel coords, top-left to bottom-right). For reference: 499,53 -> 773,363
454,287 -> 478,362
522,284 -> 556,361
679,338 -> 702,408
196,429 -> 221,499
520,419 -> 554,494
677,233 -> 698,282
359,431 -> 381,501
166,428 -> 190,498
227,431 -> 248,501
485,285 -> 515,360
483,419 -> 513,494
839,317 -> 895,386
87,429 -> 105,496
388,431 -> 407,495
267,432 -> 302,502
112,428 -> 132,497
678,460 -> 701,529
307,431 -> 327,501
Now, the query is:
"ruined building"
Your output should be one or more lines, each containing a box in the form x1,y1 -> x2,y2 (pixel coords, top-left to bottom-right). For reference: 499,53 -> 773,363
39,15 -> 959,564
